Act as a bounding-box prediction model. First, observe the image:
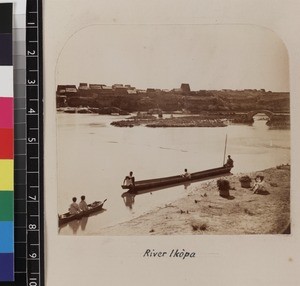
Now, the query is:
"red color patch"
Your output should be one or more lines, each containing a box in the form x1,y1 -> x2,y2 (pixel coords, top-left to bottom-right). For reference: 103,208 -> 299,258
0,129 -> 13,159
0,97 -> 13,129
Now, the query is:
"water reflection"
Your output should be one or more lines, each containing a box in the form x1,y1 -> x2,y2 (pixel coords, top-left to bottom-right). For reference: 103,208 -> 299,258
68,220 -> 80,234
121,181 -> 192,210
80,216 -> 88,231
121,192 -> 136,210
59,208 -> 107,233
183,182 -> 191,189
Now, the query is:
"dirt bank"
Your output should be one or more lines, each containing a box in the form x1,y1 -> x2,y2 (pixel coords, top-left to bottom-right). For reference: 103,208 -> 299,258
97,166 -> 290,235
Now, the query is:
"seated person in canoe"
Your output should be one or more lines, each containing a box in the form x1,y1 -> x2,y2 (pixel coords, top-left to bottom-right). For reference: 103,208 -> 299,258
181,168 -> 191,179
79,195 -> 89,211
69,197 -> 81,214
123,171 -> 135,189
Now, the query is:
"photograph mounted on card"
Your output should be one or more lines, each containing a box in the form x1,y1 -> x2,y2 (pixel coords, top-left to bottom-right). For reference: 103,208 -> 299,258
55,24 -> 290,235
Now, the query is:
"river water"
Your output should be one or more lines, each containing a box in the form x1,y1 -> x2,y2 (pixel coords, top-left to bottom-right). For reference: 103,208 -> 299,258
57,113 -> 290,235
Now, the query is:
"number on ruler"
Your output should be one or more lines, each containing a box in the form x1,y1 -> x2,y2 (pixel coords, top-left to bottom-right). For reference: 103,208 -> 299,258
28,108 -> 36,114
29,253 -> 37,258
29,282 -> 37,286
29,224 -> 37,230
29,195 -> 37,200
27,50 -> 36,55
28,79 -> 36,85
28,137 -> 37,143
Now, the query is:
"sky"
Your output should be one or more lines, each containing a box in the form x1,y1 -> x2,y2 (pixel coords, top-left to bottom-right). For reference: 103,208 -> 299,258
56,24 -> 289,92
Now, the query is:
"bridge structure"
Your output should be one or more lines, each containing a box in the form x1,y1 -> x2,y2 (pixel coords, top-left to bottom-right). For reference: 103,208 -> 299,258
246,110 -> 274,121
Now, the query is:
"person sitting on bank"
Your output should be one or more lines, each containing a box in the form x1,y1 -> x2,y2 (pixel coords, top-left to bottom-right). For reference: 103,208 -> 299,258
79,195 -> 89,211
251,175 -> 265,194
224,155 -> 234,167
181,168 -> 191,179
123,171 -> 135,189
69,197 -> 81,214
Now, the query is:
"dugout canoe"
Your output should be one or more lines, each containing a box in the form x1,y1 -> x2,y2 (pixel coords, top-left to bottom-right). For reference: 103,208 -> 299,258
121,166 -> 232,192
58,199 -> 107,227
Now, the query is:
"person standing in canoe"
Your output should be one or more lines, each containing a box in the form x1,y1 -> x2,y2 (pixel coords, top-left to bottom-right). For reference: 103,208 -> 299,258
123,171 -> 135,191
79,195 -> 89,211
69,197 -> 81,214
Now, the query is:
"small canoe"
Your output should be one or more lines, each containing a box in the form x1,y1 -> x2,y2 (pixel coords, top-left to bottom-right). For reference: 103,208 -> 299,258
58,199 -> 107,227
121,166 -> 232,192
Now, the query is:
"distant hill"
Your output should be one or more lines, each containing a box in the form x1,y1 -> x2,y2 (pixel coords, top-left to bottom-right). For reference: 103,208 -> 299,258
57,86 -> 289,114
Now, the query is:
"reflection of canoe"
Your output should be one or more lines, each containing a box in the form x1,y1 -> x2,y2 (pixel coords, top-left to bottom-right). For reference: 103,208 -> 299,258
121,166 -> 232,192
58,199 -> 107,227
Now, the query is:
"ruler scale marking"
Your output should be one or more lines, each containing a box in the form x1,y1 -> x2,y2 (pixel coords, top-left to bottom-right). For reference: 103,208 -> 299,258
26,0 -> 44,285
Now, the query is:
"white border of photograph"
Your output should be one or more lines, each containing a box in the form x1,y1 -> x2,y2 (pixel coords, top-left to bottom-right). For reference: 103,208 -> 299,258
44,1 -> 300,285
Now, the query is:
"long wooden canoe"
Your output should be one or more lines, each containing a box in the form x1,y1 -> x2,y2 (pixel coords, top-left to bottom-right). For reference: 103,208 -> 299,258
58,199 -> 107,227
121,166 -> 232,192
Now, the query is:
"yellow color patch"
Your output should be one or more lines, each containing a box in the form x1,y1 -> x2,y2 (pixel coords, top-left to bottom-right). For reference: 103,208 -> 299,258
0,160 -> 13,191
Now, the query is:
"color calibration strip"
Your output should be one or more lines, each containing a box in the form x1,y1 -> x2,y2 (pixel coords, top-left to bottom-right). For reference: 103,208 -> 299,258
0,2 -> 14,282
0,1 -> 43,284
13,0 -> 29,284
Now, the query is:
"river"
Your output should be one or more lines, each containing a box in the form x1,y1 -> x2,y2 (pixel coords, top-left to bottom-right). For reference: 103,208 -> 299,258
57,113 -> 290,235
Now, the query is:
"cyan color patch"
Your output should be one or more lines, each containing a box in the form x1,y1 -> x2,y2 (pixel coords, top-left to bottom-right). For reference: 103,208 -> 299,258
0,221 -> 14,252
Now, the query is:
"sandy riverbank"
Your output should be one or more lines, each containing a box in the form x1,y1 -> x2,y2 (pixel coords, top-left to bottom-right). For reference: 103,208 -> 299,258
97,165 -> 290,235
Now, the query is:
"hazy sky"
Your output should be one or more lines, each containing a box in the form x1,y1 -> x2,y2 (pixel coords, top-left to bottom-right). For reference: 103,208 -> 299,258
56,24 -> 289,91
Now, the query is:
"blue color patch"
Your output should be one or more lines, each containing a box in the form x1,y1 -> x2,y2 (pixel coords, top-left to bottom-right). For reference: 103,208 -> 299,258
0,221 -> 14,252
0,253 -> 14,281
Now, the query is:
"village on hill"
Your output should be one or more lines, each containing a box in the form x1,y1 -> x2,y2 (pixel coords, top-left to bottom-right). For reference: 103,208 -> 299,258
56,82 -> 290,129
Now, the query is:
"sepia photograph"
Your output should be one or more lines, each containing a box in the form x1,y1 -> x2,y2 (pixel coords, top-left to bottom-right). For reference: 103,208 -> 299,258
55,24 -> 290,236
44,1 -> 300,285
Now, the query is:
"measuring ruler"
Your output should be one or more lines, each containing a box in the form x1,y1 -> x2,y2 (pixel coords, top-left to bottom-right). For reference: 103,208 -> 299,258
9,0 -> 44,285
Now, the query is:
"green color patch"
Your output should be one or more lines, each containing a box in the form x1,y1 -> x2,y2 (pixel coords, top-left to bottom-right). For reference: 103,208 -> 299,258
0,192 -> 13,221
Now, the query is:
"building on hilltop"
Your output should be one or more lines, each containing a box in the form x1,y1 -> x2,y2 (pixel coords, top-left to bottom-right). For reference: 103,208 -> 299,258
56,85 -> 77,95
180,83 -> 191,93
89,84 -> 106,90
78,83 -> 89,90
65,87 -> 78,97
136,89 -> 146,94
56,85 -> 78,107
112,84 -> 124,89
115,86 -> 128,95
127,89 -> 137,94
